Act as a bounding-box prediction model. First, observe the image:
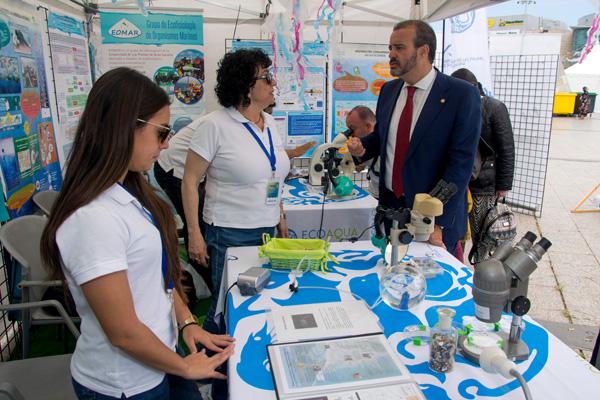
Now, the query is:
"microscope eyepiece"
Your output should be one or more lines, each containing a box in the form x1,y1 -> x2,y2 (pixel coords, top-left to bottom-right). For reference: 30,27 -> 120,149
523,231 -> 537,243
537,238 -> 552,251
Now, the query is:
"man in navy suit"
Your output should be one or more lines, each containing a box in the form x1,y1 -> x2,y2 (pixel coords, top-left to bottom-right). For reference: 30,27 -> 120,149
348,20 -> 481,257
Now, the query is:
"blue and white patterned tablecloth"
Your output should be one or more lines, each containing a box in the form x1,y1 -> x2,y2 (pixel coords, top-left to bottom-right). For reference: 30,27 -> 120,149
282,178 -> 377,242
221,241 -> 600,399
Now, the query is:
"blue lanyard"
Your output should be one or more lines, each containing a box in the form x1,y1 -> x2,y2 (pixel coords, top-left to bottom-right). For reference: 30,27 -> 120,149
118,184 -> 174,290
242,122 -> 276,172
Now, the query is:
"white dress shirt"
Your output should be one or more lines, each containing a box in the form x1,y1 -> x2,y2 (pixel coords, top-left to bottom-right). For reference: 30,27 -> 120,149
385,67 -> 437,191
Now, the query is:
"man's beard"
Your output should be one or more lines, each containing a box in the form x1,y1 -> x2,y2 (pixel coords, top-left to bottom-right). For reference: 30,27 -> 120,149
390,51 -> 417,77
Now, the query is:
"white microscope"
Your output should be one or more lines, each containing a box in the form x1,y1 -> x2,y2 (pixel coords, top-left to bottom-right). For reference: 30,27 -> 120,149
307,132 -> 356,196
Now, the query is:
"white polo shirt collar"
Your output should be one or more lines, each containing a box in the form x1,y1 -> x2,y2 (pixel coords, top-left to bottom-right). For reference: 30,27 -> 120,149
105,183 -> 150,219
226,107 -> 266,126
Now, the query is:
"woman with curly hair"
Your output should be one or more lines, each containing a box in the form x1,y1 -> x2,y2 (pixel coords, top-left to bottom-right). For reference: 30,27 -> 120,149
182,49 -> 290,333
40,67 -> 234,399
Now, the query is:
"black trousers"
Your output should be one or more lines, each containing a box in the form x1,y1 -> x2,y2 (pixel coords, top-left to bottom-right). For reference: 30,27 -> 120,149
153,163 -> 212,293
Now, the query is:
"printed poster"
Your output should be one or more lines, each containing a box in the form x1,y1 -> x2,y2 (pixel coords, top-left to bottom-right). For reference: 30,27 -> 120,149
47,11 -> 93,166
95,11 -> 205,130
231,40 -> 327,157
0,0 -> 63,218
330,43 -> 394,142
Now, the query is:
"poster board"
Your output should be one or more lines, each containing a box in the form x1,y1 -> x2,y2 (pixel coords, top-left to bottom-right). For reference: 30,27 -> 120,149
93,9 -> 205,130
46,10 -> 93,165
330,43 -> 393,142
0,0 -> 63,219
229,39 -> 327,157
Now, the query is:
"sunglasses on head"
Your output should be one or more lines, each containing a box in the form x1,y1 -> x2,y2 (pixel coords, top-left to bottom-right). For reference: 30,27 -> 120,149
255,70 -> 274,85
137,119 -> 174,143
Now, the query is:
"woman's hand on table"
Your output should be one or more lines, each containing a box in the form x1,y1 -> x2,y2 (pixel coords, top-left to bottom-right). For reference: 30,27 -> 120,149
181,324 -> 235,355
182,345 -> 234,380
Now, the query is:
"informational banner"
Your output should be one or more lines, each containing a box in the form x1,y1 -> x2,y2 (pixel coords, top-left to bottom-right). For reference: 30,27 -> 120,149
330,44 -> 393,142
95,11 -> 205,128
443,9 -> 493,94
47,11 -> 93,166
0,0 -> 63,218
231,40 -> 327,157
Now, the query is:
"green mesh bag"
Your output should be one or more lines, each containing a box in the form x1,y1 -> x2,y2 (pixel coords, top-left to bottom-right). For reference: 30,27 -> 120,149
258,234 -> 338,272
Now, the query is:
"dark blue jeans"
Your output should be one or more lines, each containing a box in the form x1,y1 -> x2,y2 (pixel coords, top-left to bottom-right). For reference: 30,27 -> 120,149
202,224 -> 276,334
72,374 -> 202,400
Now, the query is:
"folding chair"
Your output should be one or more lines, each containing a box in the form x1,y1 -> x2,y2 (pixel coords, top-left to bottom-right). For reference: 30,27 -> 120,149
0,215 -> 79,358
32,190 -> 59,216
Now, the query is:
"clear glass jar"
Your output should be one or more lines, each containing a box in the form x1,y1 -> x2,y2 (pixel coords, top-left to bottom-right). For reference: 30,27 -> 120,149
379,263 -> 426,310
429,307 -> 458,373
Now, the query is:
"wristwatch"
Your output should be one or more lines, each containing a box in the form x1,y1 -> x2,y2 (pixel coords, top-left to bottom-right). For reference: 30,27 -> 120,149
179,314 -> 198,331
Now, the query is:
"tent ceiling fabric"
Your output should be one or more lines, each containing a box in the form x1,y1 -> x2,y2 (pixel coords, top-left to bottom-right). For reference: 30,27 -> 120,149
341,0 -> 509,22
97,0 -> 509,22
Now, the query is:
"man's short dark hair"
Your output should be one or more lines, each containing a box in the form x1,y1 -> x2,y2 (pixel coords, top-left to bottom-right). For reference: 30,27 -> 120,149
393,20 -> 436,63
350,105 -> 376,123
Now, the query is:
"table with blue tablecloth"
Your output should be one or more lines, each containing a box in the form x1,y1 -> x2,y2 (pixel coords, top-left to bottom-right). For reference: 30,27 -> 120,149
220,241 -> 600,399
282,178 -> 377,242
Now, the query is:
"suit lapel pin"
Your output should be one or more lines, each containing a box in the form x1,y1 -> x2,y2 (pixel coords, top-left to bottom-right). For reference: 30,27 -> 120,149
440,98 -> 446,104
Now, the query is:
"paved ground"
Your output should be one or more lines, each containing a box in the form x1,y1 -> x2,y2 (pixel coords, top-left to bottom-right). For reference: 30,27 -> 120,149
509,114 -> 600,360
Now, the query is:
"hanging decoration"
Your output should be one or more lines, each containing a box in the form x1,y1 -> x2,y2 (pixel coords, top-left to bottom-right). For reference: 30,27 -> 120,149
579,11 -> 600,63
313,0 -> 342,46
264,0 -> 310,109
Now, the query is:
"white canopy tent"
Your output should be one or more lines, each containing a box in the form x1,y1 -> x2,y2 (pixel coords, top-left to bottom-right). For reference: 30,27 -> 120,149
565,44 -> 600,93
338,0 -> 507,22
92,0 -> 508,23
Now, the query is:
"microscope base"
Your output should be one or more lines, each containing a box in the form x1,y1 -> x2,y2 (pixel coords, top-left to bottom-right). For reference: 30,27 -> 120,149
303,181 -> 359,199
458,331 -> 530,364
501,333 -> 530,361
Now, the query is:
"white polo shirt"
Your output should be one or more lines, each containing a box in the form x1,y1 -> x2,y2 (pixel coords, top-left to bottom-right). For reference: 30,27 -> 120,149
157,116 -> 208,179
56,184 -> 176,398
189,107 -> 290,228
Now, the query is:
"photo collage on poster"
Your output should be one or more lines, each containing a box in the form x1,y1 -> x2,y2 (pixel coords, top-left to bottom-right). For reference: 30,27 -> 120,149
95,11 -> 205,133
0,1 -> 62,219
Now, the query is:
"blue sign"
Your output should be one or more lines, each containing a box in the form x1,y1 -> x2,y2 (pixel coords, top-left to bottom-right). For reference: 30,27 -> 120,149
100,12 -> 203,45
48,12 -> 85,36
287,112 -> 323,136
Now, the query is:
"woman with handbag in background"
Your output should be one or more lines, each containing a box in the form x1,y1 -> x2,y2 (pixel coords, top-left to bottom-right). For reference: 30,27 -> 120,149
451,69 -> 515,264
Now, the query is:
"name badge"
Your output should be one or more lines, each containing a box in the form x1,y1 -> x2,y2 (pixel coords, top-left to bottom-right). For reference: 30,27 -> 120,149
266,175 -> 280,205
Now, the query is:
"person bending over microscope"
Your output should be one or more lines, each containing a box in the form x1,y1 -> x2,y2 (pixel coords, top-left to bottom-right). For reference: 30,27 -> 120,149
334,105 -> 380,199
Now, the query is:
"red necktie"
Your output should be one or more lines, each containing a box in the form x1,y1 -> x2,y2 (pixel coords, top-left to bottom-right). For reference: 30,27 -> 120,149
392,86 -> 416,198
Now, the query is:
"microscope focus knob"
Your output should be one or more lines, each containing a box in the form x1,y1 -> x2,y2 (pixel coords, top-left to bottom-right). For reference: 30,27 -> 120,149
422,216 -> 432,225
314,163 -> 323,172
399,230 -> 413,245
511,296 -> 531,316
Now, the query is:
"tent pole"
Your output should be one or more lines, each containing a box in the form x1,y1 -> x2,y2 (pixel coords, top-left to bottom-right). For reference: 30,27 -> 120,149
441,19 -> 445,73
